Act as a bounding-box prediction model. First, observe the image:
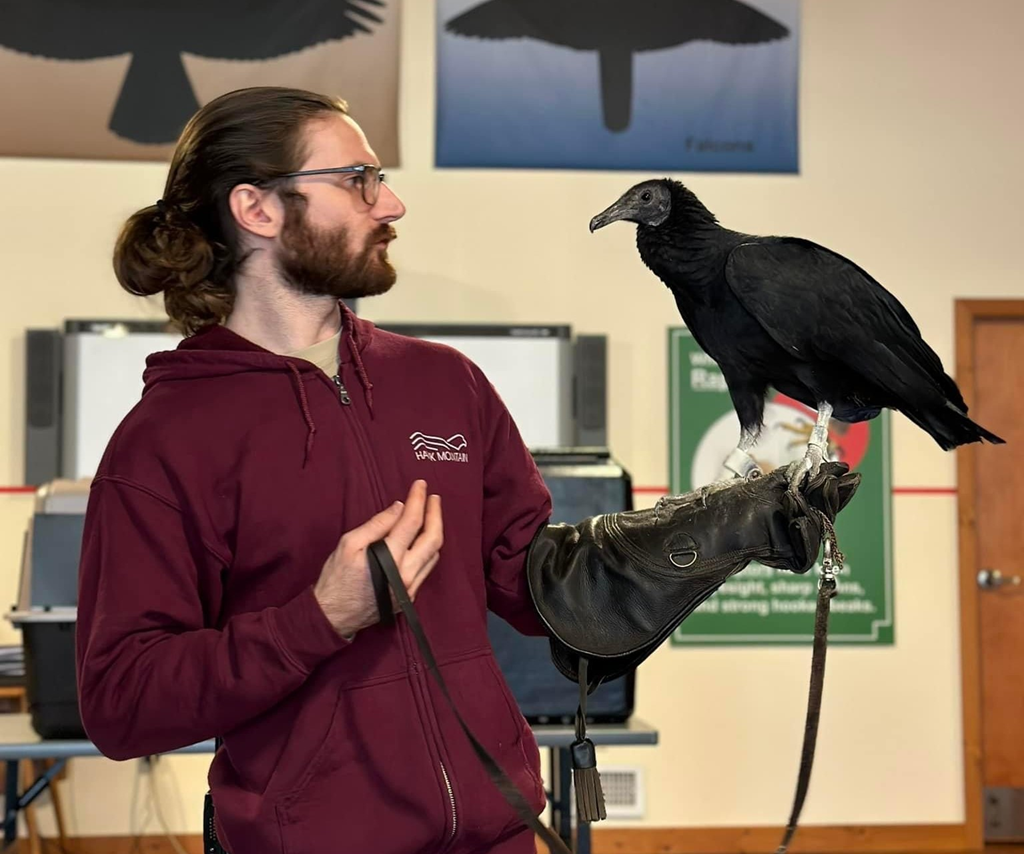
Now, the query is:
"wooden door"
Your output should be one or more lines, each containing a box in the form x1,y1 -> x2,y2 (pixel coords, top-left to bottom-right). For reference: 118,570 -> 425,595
957,300 -> 1024,845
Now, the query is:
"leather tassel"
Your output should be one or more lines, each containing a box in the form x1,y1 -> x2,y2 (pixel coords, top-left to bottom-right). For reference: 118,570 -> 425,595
571,656 -> 607,822
571,736 -> 607,821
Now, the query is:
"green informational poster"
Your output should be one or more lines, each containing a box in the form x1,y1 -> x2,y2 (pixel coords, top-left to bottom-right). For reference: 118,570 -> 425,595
667,327 -> 894,645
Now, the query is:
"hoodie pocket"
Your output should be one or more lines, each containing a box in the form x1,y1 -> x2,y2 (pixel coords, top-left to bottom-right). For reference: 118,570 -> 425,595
489,655 -> 546,809
429,650 -> 546,845
275,675 -> 448,854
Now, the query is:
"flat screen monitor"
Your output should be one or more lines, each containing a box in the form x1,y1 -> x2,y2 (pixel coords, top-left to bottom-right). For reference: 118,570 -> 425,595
61,320 -> 182,480
378,323 -> 574,450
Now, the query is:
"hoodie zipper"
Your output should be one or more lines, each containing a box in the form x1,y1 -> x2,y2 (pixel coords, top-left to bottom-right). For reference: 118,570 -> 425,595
411,659 -> 458,841
331,374 -> 352,405
332,368 -> 457,844
439,761 -> 458,840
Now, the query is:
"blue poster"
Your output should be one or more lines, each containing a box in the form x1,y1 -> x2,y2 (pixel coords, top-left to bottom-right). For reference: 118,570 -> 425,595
436,0 -> 799,172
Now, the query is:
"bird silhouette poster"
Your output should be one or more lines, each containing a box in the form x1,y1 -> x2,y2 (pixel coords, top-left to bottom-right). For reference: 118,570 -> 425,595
667,328 -> 894,646
436,0 -> 799,171
0,0 -> 400,164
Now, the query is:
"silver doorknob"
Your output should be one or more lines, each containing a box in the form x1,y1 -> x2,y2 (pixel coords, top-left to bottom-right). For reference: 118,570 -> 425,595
978,569 -> 1022,589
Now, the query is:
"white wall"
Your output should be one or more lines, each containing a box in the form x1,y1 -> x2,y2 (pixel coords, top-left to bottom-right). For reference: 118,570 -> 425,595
0,0 -> 1022,837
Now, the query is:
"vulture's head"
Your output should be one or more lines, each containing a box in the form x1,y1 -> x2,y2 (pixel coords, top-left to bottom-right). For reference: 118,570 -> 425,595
590,179 -> 716,233
589,179 -> 673,232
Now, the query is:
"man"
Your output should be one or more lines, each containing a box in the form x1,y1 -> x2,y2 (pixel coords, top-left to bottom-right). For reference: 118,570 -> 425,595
78,86 -> 551,854
76,87 -> 853,854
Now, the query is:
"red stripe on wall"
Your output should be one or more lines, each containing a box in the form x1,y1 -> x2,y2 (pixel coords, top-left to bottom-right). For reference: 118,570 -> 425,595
632,485 -> 957,496
0,485 -> 960,496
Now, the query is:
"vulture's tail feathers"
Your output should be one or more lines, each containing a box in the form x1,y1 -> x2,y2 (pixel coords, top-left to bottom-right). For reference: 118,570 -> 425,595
902,401 -> 1004,450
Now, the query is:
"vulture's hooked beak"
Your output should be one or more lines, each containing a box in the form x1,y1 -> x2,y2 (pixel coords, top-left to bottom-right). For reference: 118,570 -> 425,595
589,198 -> 636,232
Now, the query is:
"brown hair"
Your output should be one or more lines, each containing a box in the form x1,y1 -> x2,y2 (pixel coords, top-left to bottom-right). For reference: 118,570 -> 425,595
113,87 -> 348,335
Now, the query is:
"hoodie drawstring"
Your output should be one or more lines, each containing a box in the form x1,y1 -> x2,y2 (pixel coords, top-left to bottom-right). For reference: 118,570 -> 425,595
286,307 -> 374,468
348,333 -> 374,414
342,307 -> 374,415
287,362 -> 317,467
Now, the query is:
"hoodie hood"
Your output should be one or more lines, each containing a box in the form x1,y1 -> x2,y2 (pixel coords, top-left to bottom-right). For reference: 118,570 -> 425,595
142,301 -> 375,386
142,301 -> 376,466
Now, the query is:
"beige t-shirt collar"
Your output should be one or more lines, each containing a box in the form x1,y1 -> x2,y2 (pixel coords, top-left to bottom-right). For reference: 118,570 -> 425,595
287,331 -> 341,378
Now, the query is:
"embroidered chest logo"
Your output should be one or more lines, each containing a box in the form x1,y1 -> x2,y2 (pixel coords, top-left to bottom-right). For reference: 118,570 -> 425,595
410,431 -> 469,463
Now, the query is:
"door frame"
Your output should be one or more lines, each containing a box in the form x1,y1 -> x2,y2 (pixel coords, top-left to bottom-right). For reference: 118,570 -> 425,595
954,298 -> 1024,850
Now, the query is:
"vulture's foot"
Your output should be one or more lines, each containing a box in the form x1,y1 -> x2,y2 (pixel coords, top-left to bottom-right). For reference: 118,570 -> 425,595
786,442 -> 825,492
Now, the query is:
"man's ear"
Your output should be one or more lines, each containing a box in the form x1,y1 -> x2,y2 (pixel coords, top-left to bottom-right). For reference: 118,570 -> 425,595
228,184 -> 285,240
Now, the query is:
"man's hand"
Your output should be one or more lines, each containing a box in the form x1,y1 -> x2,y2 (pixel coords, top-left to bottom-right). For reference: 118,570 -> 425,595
700,461 -> 860,574
526,461 -> 861,686
314,480 -> 443,638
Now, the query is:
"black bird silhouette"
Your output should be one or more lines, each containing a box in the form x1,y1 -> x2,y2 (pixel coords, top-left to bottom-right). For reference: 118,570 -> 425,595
445,0 -> 789,132
590,180 -> 1005,488
0,0 -> 386,145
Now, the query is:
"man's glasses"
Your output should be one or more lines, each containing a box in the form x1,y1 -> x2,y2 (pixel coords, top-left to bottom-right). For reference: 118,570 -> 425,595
275,164 -> 387,207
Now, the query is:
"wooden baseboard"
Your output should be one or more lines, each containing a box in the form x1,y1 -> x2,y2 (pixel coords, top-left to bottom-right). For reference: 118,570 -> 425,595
18,825 -> 973,854
587,824 -> 972,854
13,836 -> 204,854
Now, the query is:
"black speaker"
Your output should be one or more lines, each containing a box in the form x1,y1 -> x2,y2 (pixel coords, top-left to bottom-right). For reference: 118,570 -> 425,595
25,329 -> 63,487
573,335 -> 607,448
488,449 -> 634,725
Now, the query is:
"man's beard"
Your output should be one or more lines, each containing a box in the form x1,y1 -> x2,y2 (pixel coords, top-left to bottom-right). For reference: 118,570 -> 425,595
276,205 -> 397,300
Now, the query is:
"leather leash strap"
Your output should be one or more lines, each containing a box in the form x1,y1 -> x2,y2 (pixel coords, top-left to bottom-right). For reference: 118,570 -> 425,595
368,505 -> 843,854
776,510 -> 843,854
367,541 -> 573,854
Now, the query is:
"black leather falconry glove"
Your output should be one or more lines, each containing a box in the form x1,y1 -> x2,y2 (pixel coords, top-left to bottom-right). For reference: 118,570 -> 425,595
525,461 -> 860,820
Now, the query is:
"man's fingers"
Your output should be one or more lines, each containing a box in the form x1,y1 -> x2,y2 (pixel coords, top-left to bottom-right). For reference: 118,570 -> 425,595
397,495 -> 443,603
387,480 -> 429,551
424,493 -> 443,547
388,552 -> 439,610
401,494 -> 443,576
407,552 -> 441,601
360,490 -> 441,615
347,500 -> 404,548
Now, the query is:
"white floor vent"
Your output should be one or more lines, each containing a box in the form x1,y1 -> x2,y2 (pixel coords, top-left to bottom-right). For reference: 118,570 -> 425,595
572,765 -> 645,819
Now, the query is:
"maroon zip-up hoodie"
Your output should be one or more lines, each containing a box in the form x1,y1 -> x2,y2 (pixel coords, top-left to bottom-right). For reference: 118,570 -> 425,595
75,305 -> 553,854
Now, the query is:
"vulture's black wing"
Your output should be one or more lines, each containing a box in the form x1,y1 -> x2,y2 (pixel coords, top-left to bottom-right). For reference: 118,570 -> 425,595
723,238 -> 966,410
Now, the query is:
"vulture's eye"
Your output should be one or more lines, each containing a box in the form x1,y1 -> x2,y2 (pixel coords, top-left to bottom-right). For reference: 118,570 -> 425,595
640,191 -> 652,202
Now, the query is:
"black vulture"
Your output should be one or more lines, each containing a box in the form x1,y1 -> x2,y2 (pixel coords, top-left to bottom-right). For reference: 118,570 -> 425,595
445,0 -> 789,132
0,0 -> 386,144
590,180 -> 1004,489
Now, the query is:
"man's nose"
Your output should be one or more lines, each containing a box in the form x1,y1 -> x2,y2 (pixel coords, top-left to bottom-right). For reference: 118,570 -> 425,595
374,183 -> 406,222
